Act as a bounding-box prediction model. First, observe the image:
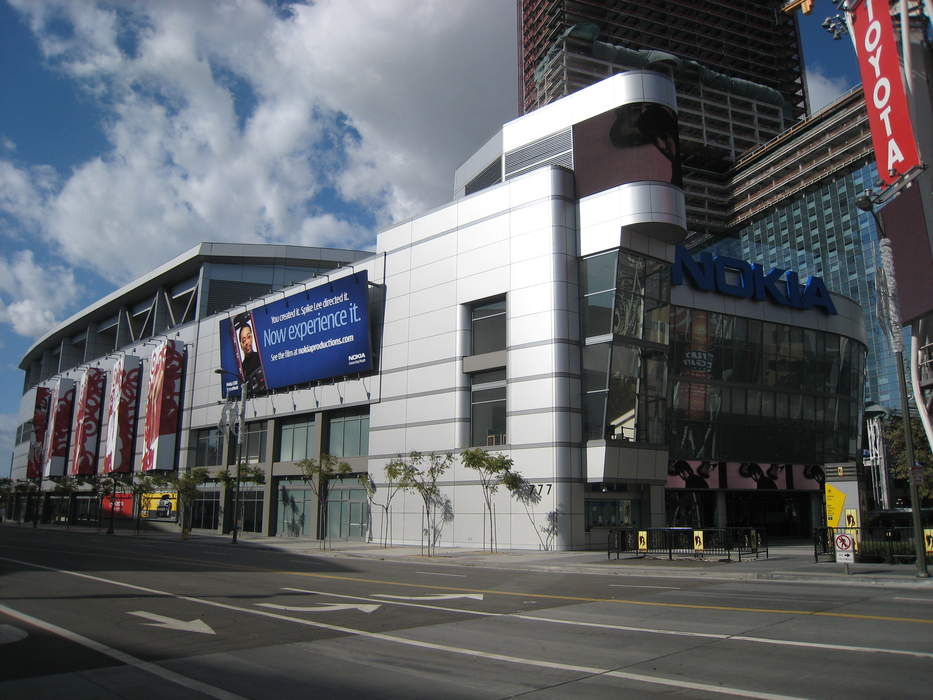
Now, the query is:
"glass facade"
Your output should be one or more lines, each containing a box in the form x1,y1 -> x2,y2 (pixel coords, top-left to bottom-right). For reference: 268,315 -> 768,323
193,427 -> 224,466
669,306 -> 865,464
471,369 -> 507,446
328,410 -> 369,457
228,421 -> 267,465
582,250 -> 670,443
711,162 -> 898,410
471,298 -> 506,355
277,415 -> 316,462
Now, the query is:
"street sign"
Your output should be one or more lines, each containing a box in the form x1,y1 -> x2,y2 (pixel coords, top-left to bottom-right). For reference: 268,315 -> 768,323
835,533 -> 855,563
911,465 -> 924,486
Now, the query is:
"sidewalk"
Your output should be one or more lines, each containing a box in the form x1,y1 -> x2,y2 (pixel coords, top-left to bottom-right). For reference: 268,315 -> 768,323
235,534 -> 933,590
5,520 -> 932,589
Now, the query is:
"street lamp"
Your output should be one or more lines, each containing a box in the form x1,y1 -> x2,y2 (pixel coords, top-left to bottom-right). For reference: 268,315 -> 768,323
855,191 -> 929,578
215,368 -> 247,544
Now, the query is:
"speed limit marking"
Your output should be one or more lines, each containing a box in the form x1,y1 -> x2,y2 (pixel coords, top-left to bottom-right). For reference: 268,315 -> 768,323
835,533 -> 854,563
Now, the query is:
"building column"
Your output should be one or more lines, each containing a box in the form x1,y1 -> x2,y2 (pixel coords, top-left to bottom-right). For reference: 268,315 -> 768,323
715,490 -> 728,529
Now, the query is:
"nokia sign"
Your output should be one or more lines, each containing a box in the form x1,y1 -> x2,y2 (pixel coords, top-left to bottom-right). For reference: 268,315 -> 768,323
671,246 -> 837,315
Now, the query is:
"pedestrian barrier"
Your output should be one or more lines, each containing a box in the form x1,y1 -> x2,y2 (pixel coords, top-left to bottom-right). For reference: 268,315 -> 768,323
814,526 -> 932,564
608,527 -> 767,561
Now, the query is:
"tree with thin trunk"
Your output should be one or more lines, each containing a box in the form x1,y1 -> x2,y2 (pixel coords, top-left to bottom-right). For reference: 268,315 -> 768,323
364,464 -> 406,547
388,452 -> 453,556
461,448 -> 514,552
296,454 -> 351,549
49,475 -> 80,527
502,470 -> 561,551
171,468 -> 210,538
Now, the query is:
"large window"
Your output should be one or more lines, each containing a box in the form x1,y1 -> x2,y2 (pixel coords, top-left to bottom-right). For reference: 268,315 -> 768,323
471,298 -> 506,355
193,428 -> 224,466
471,369 -> 506,446
277,415 -> 316,462
328,410 -> 369,457
228,421 -> 267,465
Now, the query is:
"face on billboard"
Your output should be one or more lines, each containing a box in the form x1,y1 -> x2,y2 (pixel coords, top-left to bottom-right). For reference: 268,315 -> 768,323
573,101 -> 682,199
219,271 -> 372,397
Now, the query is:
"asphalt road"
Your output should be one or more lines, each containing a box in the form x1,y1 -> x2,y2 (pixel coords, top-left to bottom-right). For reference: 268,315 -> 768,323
2,527 -> 932,699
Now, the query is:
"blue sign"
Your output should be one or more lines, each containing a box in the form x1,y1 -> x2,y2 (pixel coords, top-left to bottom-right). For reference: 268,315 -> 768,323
671,246 -> 837,315
219,271 -> 372,397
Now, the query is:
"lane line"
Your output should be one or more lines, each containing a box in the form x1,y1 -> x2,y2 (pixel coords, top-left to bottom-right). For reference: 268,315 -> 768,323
281,571 -> 933,625
609,584 -> 681,589
415,571 -> 467,577
894,597 -> 933,604
0,558 -> 804,700
0,604 -> 246,700
280,586 -> 933,659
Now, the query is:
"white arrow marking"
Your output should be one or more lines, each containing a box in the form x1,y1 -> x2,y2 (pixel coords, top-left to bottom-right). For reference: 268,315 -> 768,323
372,593 -> 484,602
256,603 -> 380,614
128,611 -> 215,635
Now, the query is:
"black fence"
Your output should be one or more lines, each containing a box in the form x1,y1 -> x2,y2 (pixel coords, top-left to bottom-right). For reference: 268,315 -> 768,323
608,527 -> 768,561
814,526 -> 932,564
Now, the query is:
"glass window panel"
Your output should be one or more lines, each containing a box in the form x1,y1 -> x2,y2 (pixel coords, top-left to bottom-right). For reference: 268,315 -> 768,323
616,252 -> 645,294
583,343 -> 611,392
471,399 -> 506,446
584,291 -> 614,337
344,417 -> 361,457
583,251 -> 617,295
279,425 -> 294,461
473,386 -> 506,403
584,392 -> 607,440
329,418 -> 344,457
472,313 -> 506,354
613,291 -> 644,338
472,368 -> 506,385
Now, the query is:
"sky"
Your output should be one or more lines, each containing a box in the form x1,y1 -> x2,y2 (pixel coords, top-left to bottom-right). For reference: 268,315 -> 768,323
0,0 -> 861,475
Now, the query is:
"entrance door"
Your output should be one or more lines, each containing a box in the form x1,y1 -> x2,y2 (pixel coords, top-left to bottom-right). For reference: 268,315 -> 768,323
277,484 -> 314,537
325,487 -> 368,541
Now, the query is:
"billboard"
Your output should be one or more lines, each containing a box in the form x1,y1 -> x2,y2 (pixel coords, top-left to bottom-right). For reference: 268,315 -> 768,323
43,379 -> 75,477
69,368 -> 106,476
219,271 -> 372,397
26,387 -> 51,479
140,491 -> 177,521
103,355 -> 142,474
141,340 -> 184,471
101,493 -> 133,519
851,0 -> 920,184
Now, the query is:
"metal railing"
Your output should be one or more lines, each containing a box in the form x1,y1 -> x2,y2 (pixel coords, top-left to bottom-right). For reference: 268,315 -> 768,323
814,527 -> 932,564
608,527 -> 768,561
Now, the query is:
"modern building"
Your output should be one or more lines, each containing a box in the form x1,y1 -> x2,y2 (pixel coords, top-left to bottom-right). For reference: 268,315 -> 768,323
10,72 -> 866,546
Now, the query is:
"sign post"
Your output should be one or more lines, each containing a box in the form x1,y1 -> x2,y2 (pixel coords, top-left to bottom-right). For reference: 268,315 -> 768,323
835,532 -> 855,574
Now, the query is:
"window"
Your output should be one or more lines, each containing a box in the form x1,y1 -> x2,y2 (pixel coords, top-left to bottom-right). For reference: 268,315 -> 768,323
471,369 -> 506,446
328,410 -> 369,457
229,422 -> 267,465
194,427 -> 224,466
277,415 -> 316,462
471,298 -> 506,354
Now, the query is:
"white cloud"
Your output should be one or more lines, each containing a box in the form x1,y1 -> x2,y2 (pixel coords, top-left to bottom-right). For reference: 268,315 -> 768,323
0,413 -> 17,476
1,138 -> 15,152
806,66 -> 854,113
0,250 -> 81,337
3,0 -> 517,292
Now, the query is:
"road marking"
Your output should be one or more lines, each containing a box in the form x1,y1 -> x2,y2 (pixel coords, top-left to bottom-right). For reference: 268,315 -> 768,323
0,564 -> 805,700
609,584 -> 681,589
0,604 -> 246,700
0,623 -> 28,644
373,593 -> 484,602
894,597 -> 933,604
282,571 -> 933,625
415,571 -> 467,577
257,602 -> 380,614
128,611 -> 216,634
280,587 -> 933,659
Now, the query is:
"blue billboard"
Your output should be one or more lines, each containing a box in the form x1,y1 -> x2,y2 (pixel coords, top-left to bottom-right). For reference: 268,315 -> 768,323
219,271 -> 372,397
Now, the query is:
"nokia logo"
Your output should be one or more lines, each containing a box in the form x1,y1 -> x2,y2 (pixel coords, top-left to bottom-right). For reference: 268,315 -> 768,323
347,353 -> 367,362
671,246 -> 837,316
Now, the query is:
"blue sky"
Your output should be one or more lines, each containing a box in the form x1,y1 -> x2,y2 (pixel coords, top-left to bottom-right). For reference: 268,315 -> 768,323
0,0 -> 860,475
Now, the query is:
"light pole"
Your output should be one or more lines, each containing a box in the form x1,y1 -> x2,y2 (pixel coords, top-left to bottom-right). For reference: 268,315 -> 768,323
215,368 -> 246,544
855,192 -> 929,578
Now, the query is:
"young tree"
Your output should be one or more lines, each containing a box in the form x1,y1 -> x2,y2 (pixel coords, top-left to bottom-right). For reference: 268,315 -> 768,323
883,414 -> 933,503
125,472 -> 175,535
49,475 -> 80,526
296,454 -> 351,549
365,464 -> 406,547
502,471 -> 562,551
217,464 -> 266,537
0,478 -> 13,522
387,452 -> 453,556
172,468 -> 210,538
460,448 -> 514,552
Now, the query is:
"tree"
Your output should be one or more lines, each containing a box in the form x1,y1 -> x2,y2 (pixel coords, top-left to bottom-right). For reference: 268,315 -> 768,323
217,464 -> 266,537
172,468 -> 210,538
49,475 -> 80,526
296,454 -> 351,549
883,414 -> 933,504
125,472 -> 174,535
502,471 -> 561,551
460,448 -> 514,552
0,478 -> 13,522
361,467 -> 404,548
387,452 -> 453,556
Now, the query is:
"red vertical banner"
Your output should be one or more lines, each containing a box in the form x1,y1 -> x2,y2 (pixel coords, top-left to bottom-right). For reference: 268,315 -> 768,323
42,379 -> 76,477
69,368 -> 106,476
103,355 -> 141,474
141,340 -> 184,472
851,0 -> 920,184
26,387 -> 51,479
